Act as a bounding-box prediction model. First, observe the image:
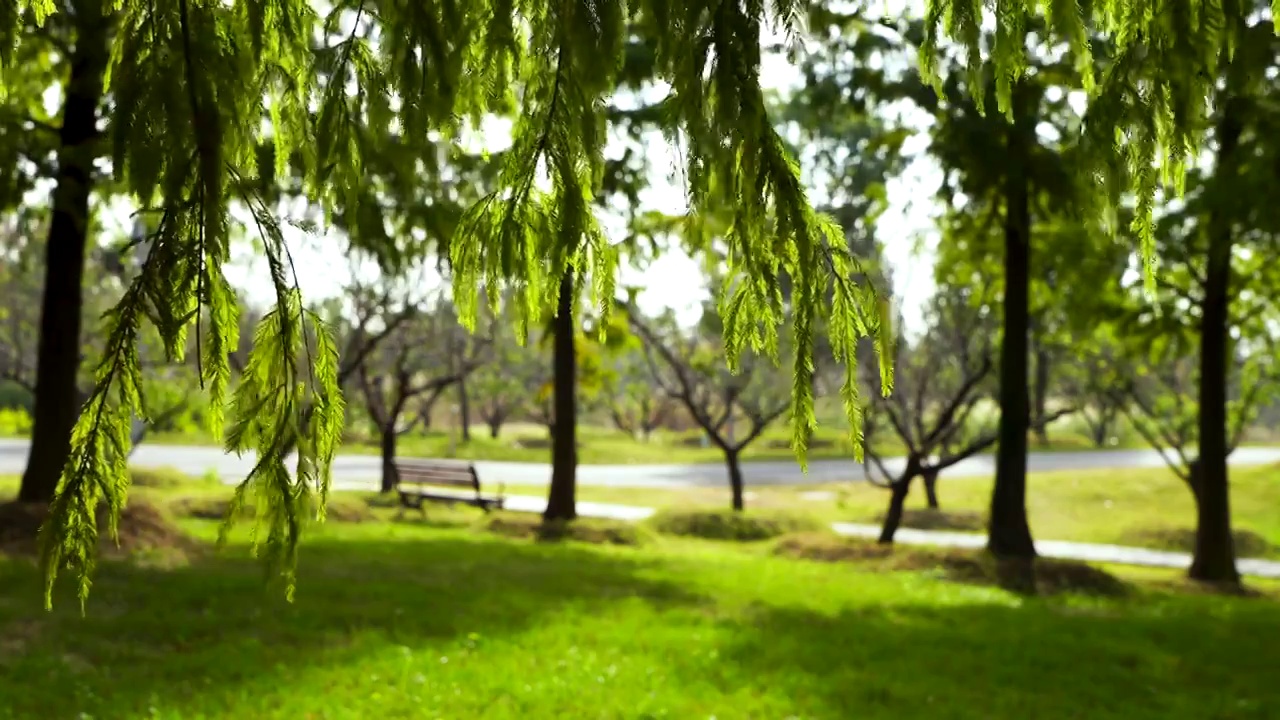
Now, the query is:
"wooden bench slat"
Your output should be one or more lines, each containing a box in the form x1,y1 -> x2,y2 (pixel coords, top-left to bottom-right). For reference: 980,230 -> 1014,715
396,462 -> 473,472
391,461 -> 478,472
391,458 -> 503,513
396,471 -> 478,481
398,467 -> 474,476
398,469 -> 473,477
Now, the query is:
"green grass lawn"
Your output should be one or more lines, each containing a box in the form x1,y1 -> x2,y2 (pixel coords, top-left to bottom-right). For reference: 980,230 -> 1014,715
577,464 -> 1280,558
1,510 -> 1278,719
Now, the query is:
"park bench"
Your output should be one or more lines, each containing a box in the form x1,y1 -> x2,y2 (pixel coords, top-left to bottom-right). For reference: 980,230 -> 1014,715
392,458 -> 505,513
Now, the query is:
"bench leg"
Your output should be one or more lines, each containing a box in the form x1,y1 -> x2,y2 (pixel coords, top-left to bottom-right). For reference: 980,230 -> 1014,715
397,494 -> 428,521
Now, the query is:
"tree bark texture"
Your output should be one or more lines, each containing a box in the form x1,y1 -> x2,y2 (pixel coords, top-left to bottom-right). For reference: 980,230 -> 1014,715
987,81 -> 1036,560
379,427 -> 399,494
1190,96 -> 1242,584
727,449 -> 745,511
879,475 -> 913,543
544,268 -> 578,522
19,7 -> 109,503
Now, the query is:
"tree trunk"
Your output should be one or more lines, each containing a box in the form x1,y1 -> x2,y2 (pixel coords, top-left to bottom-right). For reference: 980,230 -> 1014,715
18,9 -> 110,504
922,468 -> 940,510
987,81 -> 1036,560
457,374 -> 471,442
878,475 -> 913,543
544,269 -> 577,522
488,415 -> 503,439
1190,98 -> 1242,585
379,426 -> 398,493
726,448 -> 745,511
1087,406 -> 1114,448
1032,344 -> 1051,446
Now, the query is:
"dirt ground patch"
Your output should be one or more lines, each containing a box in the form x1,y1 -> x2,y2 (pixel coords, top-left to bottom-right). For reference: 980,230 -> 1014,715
0,499 -> 196,559
1122,527 -> 1274,558
775,533 -> 1129,597
879,508 -> 986,532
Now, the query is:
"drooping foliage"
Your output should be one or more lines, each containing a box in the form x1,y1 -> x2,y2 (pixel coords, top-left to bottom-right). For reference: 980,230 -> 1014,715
0,0 -> 899,607
922,0 -> 1280,285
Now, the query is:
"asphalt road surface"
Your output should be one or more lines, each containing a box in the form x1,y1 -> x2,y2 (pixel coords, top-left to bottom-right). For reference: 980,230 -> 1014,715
2,438 -> 1278,490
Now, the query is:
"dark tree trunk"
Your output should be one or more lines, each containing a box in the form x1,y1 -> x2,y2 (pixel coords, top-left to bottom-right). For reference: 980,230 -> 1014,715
988,81 -> 1036,560
18,10 -> 109,504
1032,345 -> 1051,446
544,269 -> 577,522
1190,99 -> 1242,585
457,375 -> 471,442
379,426 -> 398,493
726,448 -> 745,511
1092,421 -> 1107,448
487,415 -> 503,439
1086,406 -> 1114,448
879,475 -> 913,543
922,468 -> 940,510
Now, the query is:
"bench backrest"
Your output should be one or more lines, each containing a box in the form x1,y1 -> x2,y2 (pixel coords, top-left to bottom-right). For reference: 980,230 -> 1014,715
394,460 -> 481,494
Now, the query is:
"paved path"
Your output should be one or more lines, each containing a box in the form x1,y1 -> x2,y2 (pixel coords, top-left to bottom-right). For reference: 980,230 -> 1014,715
3,438 -> 1279,488
392,486 -> 1280,579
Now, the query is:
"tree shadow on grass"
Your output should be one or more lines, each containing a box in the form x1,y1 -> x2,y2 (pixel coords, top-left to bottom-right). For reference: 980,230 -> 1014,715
709,596 -> 1280,719
0,532 -> 705,719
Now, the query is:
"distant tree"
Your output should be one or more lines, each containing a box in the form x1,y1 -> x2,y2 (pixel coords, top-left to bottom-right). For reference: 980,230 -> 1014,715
860,288 -> 997,530
466,300 -> 547,440
1108,293 -> 1280,511
1059,331 -> 1129,449
861,286 -> 1057,543
471,350 -> 543,440
627,305 -> 789,511
357,297 -> 489,492
603,343 -> 672,442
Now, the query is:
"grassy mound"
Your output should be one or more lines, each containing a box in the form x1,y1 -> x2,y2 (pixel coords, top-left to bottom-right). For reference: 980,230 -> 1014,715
1123,527 -> 1274,558
649,508 -> 822,542
775,533 -> 1129,597
877,508 -> 986,532
0,499 -> 195,558
168,494 -> 376,524
128,466 -> 216,489
481,513 -> 651,546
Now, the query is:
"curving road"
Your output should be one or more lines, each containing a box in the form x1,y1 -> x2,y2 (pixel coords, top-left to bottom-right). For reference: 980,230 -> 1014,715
2,437 -> 1278,489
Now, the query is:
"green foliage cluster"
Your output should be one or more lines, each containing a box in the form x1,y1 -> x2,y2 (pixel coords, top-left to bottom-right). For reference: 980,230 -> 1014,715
0,406 -> 31,434
921,0 -> 1277,284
